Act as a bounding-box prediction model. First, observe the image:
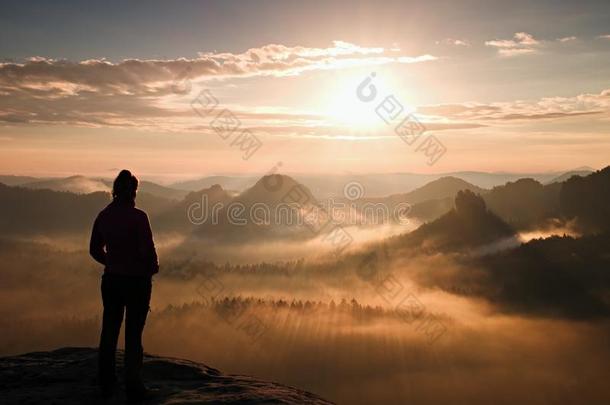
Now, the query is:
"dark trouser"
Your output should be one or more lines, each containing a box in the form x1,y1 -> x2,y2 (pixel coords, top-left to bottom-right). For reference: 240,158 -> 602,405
98,273 -> 152,388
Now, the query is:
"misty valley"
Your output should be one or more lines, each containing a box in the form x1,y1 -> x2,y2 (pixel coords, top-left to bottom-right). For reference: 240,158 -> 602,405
1,168 -> 609,404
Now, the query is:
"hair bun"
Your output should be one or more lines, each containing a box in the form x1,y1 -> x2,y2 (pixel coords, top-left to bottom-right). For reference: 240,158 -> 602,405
112,169 -> 138,201
117,169 -> 132,179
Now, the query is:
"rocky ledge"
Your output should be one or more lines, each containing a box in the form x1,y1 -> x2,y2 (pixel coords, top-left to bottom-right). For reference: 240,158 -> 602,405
0,347 -> 333,404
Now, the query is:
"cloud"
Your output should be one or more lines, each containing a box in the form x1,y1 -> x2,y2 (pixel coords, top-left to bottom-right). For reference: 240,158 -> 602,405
498,48 -> 536,57
0,41 -> 437,129
485,32 -> 541,56
1,39 -> 607,135
513,32 -> 540,46
3,83 -> 607,135
558,36 -> 577,43
418,88 -> 610,123
244,121 -> 486,138
488,111 -> 601,121
597,34 -> 610,40
0,41 -> 435,93
436,38 -> 470,47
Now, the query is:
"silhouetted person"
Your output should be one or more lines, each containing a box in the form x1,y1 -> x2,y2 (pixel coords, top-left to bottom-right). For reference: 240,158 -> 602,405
90,169 -> 159,401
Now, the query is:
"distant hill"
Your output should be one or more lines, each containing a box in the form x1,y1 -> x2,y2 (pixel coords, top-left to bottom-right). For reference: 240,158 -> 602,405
407,197 -> 454,222
102,179 -> 188,201
192,174 -> 323,241
445,171 -> 559,189
479,167 -> 608,230
412,231 -> 610,319
0,184 -> 175,236
24,175 -> 109,194
0,174 -> 350,240
170,175 -> 258,192
133,192 -> 178,217
170,170 -> 584,198
545,168 -> 595,185
343,177 -> 484,225
391,190 -> 514,253
483,178 -> 561,229
3,168 -> 607,243
21,175 -> 188,200
465,233 -> 610,318
399,176 -> 487,204
560,166 -> 610,233
0,184 -> 110,235
234,174 -> 318,208
12,168 -> 598,199
175,173 -> 488,198
153,184 -> 234,232
0,175 -> 47,186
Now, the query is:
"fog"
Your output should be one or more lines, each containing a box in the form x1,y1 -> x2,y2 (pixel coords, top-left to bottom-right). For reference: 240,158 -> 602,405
1,228 -> 609,404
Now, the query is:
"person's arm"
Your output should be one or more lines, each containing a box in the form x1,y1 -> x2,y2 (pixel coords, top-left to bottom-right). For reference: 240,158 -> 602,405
138,212 -> 159,274
89,216 -> 107,266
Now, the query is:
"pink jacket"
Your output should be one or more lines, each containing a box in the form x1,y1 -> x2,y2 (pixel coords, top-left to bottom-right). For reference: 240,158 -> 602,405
90,199 -> 159,276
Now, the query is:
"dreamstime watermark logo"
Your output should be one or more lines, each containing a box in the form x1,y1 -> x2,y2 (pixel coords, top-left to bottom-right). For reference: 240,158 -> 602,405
343,181 -> 365,200
184,163 -> 411,254
394,202 -> 411,225
356,72 -> 447,166
185,187 -> 412,227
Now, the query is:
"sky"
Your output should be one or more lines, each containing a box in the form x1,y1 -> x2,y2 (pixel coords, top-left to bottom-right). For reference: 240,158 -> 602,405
0,0 -> 609,180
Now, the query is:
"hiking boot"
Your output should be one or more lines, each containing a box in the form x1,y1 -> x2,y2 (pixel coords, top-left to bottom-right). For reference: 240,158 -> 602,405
125,380 -> 150,403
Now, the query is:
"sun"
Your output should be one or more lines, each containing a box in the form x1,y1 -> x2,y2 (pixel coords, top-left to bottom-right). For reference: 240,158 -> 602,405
321,72 -> 398,131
